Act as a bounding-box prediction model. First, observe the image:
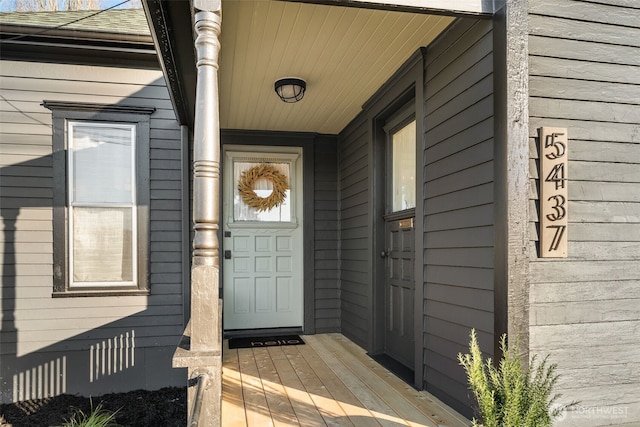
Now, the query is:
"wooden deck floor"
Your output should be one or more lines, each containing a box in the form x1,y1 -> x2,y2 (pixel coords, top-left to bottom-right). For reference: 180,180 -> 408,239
222,333 -> 470,427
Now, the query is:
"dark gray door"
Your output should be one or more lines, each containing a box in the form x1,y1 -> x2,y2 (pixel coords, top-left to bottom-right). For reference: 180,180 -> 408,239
381,111 -> 416,370
383,215 -> 415,368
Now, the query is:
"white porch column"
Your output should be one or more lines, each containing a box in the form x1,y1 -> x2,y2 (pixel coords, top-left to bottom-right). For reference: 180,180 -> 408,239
172,1 -> 223,426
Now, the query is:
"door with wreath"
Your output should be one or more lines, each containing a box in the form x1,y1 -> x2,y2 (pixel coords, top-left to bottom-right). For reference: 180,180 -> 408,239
222,146 -> 303,330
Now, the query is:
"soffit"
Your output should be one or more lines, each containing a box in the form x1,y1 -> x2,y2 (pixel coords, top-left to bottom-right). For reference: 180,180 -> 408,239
219,0 -> 452,134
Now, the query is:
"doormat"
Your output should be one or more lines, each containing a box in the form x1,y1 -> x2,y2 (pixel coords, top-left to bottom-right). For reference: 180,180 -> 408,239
228,335 -> 305,349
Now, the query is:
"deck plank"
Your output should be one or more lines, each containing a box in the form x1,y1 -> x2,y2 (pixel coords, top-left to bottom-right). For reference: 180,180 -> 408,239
304,335 -> 411,427
317,334 -> 469,427
253,347 -> 301,426
282,345 -> 355,426
296,342 -> 382,427
222,334 -> 471,427
267,345 -> 329,426
238,348 -> 275,427
331,334 -> 470,427
222,344 -> 248,427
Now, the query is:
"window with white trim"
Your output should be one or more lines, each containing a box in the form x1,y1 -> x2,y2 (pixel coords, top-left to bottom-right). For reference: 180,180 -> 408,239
44,101 -> 154,296
69,122 -> 137,286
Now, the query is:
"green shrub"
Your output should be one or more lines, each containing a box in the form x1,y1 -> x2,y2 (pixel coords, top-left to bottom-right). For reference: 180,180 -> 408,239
58,399 -> 122,427
458,329 -> 573,427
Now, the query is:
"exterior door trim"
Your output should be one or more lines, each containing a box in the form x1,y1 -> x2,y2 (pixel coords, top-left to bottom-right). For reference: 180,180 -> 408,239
222,146 -> 303,330
369,49 -> 425,389
220,131 -> 318,335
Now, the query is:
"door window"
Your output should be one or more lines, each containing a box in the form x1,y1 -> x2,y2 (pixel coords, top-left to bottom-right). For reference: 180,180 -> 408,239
390,119 -> 416,212
233,161 -> 291,222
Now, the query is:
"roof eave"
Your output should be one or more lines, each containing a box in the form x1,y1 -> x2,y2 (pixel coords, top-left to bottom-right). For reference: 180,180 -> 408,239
143,0 -> 197,127
0,23 -> 153,44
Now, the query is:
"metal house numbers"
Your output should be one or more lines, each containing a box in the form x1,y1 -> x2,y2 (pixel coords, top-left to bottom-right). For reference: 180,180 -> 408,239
540,127 -> 568,258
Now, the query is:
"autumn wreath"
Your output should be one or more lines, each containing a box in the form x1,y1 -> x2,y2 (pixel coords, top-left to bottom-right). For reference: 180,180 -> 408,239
238,163 -> 289,212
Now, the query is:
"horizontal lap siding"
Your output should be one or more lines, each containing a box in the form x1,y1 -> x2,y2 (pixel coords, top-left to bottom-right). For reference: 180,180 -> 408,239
338,117 -> 370,348
0,60 -> 184,401
528,1 -> 640,423
314,138 -> 340,332
423,18 -> 494,416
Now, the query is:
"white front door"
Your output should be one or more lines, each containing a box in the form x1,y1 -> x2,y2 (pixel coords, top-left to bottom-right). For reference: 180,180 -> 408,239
222,146 -> 303,330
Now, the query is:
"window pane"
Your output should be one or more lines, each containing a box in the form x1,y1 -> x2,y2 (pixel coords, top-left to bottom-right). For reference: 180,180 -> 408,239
392,120 -> 416,211
71,123 -> 134,203
234,162 -> 291,222
72,207 -> 134,284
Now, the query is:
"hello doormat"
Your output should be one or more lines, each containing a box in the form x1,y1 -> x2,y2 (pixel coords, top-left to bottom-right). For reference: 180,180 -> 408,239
228,335 -> 305,349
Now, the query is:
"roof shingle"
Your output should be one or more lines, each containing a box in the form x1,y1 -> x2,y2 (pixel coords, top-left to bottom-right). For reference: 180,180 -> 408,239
0,8 -> 149,36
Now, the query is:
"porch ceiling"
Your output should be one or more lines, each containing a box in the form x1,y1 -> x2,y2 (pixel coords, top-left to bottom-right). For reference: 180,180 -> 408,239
219,0 -> 453,134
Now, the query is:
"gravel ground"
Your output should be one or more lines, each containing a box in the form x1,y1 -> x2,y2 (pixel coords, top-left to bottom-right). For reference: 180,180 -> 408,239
0,387 -> 187,427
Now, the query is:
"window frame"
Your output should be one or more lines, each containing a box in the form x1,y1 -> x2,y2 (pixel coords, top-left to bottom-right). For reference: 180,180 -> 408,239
224,150 -> 301,229
44,101 -> 154,297
384,102 -> 416,215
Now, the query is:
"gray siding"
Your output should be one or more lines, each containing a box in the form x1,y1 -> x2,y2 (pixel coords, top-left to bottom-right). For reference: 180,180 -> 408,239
338,115 -> 371,348
423,18 -> 494,415
336,51 -> 424,355
528,1 -> 640,424
0,60 -> 185,402
314,137 -> 341,333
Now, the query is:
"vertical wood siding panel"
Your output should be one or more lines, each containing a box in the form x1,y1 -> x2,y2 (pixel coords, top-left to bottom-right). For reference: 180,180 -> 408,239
423,18 -> 494,416
528,0 -> 640,420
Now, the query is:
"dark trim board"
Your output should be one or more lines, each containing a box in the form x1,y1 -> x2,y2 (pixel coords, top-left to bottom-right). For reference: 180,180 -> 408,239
45,101 -> 153,297
293,0 -> 497,17
0,20 -> 158,69
181,125 -> 191,329
493,0 -> 530,359
493,3 -> 509,361
143,0 -> 197,126
371,53 -> 423,389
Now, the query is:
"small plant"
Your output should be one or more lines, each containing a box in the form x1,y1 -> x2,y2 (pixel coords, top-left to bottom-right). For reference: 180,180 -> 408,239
458,329 -> 573,427
58,399 -> 122,427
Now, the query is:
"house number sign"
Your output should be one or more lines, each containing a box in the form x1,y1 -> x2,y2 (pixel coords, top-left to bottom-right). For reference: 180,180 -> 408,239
540,127 -> 568,258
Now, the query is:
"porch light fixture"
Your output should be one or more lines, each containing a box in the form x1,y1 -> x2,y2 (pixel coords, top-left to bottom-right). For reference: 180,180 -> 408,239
274,78 -> 306,103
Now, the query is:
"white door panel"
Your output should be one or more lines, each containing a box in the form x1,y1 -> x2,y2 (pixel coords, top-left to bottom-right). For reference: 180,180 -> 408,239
222,147 -> 303,330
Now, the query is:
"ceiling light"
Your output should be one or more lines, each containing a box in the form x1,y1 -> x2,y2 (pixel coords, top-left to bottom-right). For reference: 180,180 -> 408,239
274,78 -> 306,103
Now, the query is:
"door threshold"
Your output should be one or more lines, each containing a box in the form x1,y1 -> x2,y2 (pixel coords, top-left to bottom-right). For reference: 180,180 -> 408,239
369,353 -> 416,389
223,326 -> 303,339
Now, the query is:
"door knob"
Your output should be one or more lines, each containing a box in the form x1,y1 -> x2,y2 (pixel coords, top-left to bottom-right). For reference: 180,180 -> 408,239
381,250 -> 389,258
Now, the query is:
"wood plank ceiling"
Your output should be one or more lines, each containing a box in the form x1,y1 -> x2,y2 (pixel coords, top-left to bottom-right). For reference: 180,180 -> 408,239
219,0 -> 453,134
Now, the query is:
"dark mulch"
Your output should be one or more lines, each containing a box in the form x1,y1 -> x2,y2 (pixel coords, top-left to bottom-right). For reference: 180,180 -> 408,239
0,387 -> 187,427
